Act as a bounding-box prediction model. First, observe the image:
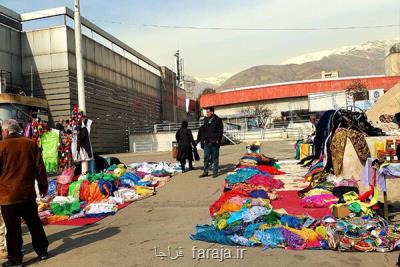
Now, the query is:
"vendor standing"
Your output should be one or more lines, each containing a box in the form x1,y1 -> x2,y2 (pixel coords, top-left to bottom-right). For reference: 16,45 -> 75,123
0,119 -> 49,266
199,107 -> 223,178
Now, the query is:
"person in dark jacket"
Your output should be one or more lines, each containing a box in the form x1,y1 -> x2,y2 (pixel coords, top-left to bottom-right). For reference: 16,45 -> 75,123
196,125 -> 205,149
176,121 -> 196,172
0,119 -> 49,267
199,107 -> 223,178
197,125 -> 212,167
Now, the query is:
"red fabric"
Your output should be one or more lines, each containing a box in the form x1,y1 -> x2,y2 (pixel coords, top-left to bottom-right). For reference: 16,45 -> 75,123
209,189 -> 249,216
56,183 -> 70,196
256,165 -> 286,175
47,203 -> 130,226
272,190 -> 330,218
246,174 -> 284,190
358,167 -> 376,202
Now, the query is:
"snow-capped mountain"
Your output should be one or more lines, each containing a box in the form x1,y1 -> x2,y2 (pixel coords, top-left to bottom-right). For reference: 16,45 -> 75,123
219,39 -> 399,90
281,39 -> 398,65
194,72 -> 234,86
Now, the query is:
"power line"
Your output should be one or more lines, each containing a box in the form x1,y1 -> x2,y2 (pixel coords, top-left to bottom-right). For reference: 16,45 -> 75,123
91,19 -> 400,31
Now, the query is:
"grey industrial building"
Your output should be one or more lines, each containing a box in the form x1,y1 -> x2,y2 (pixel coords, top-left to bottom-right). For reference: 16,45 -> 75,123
0,5 -> 186,153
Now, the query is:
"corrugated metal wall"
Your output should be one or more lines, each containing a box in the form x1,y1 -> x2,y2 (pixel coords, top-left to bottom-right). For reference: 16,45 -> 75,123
0,21 -> 22,87
21,26 -> 167,153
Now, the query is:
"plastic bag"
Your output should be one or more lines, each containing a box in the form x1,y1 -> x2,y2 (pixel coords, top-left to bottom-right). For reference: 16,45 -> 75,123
57,166 -> 75,184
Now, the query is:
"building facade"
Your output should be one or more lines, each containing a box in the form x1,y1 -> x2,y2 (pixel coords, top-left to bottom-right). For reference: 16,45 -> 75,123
0,5 -> 186,153
200,75 -> 400,128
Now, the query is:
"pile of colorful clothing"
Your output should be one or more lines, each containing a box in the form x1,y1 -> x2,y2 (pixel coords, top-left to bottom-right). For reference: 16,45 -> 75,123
37,161 -> 180,224
191,150 -> 400,252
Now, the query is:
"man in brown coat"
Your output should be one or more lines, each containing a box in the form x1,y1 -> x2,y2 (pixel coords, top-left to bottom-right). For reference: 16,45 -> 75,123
0,119 -> 49,267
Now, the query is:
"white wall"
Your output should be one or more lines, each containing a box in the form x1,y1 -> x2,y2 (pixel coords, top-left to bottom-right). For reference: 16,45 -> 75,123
214,97 -> 309,118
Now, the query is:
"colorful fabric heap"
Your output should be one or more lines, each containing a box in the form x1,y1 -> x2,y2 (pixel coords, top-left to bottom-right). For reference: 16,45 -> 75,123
37,161 -> 180,225
192,150 -> 400,252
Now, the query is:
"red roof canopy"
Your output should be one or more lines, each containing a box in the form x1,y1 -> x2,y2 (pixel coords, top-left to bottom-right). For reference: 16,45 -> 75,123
200,76 -> 400,108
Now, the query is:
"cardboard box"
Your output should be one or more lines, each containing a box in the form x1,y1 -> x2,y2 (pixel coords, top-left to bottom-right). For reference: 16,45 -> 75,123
331,205 -> 351,218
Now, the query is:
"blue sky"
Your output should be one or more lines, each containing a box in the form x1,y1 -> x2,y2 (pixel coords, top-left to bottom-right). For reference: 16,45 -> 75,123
2,0 -> 400,78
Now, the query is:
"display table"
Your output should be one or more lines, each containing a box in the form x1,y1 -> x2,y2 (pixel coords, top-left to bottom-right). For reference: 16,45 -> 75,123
362,158 -> 400,220
341,136 -> 400,180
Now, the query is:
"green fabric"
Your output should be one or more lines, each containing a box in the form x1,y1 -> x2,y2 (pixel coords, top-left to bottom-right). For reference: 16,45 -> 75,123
51,199 -> 80,216
68,181 -> 83,199
86,172 -> 115,182
260,210 -> 281,226
273,163 -> 281,169
39,131 -> 59,173
349,202 -> 361,214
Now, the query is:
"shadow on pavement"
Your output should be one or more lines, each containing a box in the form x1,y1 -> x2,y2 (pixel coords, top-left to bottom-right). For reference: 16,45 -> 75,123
22,224 -> 120,266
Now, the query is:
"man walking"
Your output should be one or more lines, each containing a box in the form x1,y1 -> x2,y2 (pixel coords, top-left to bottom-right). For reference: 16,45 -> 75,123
199,107 -> 223,178
0,119 -> 49,267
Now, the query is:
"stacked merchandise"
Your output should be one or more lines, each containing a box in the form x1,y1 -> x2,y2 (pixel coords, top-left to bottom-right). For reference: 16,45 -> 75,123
296,109 -> 385,209
191,147 -> 400,252
37,161 -> 181,225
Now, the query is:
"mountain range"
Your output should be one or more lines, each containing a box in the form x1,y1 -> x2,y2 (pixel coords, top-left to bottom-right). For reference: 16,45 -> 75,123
190,39 -> 398,94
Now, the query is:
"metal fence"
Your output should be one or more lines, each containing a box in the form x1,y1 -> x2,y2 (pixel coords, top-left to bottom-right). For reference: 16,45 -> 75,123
132,120 -> 309,134
131,141 -> 173,152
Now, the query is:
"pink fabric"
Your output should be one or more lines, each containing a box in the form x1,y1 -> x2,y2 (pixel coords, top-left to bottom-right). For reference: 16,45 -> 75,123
301,194 -> 338,208
135,171 -> 148,178
246,174 -> 284,190
334,179 -> 358,188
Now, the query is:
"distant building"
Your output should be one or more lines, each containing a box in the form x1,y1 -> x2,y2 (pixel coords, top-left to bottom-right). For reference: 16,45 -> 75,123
199,75 -> 400,129
321,71 -> 339,79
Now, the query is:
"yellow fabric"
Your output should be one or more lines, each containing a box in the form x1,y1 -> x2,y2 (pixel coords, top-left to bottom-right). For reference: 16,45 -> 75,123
259,224 -> 274,230
299,144 -> 310,161
284,226 -> 319,242
374,141 -> 385,158
343,191 -> 359,202
133,186 -> 153,196
303,189 -> 332,197
315,226 -> 327,240
216,219 -> 227,230
302,159 -> 312,167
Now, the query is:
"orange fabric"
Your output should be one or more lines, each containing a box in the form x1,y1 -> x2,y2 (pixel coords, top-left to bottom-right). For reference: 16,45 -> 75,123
46,215 -> 69,224
80,181 -> 106,203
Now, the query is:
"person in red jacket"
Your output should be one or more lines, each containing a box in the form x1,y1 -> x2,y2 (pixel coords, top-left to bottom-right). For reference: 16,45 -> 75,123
0,119 -> 49,267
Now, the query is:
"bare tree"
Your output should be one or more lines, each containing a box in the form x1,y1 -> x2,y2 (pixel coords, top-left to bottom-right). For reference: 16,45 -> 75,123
242,104 -> 273,129
201,88 -> 216,95
346,80 -> 368,101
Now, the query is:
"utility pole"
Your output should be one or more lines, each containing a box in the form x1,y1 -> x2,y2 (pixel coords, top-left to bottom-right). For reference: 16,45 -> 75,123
74,0 -> 88,174
74,0 -> 86,113
174,50 -> 181,87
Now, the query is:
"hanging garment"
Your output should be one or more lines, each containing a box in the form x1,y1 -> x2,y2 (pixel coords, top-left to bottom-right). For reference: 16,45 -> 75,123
295,140 -> 303,160
24,122 -> 33,138
78,119 -> 93,161
39,130 -> 60,173
330,128 -> 370,176
299,144 -> 310,161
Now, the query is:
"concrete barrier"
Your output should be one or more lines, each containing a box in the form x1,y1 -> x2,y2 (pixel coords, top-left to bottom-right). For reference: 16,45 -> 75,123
129,128 -> 309,152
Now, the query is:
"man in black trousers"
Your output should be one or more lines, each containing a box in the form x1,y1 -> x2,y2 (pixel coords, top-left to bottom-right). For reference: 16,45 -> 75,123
199,107 -> 223,178
0,119 -> 49,267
